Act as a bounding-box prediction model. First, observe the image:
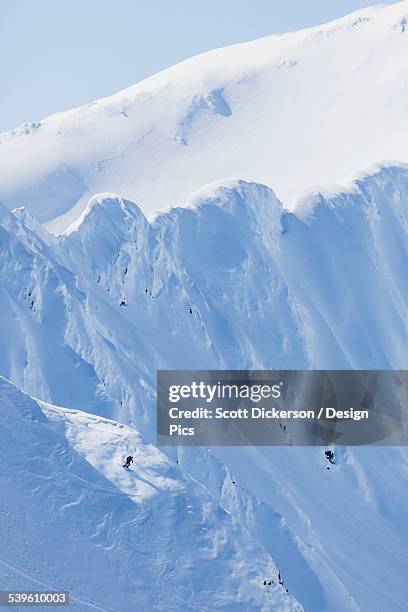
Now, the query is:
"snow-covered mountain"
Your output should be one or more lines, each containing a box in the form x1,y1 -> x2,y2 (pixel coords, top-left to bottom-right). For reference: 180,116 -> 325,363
1,1 -> 408,231
2,162 -> 408,609
0,376 -> 300,611
2,2 -> 408,610
3,163 -> 408,422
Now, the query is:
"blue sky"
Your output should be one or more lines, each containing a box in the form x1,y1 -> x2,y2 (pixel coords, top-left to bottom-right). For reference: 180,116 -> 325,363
0,0 -> 400,132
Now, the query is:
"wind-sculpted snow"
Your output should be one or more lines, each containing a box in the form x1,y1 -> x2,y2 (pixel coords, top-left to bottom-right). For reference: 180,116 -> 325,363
0,376 -> 300,611
1,1 -> 408,229
2,165 -> 408,407
2,2 -> 408,608
2,164 -> 408,609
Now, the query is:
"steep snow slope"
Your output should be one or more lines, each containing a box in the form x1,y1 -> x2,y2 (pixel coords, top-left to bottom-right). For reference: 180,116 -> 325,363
0,376 -> 299,611
6,163 -> 408,431
2,164 -> 408,609
3,3 -> 408,608
211,443 -> 408,612
1,2 -> 408,229
0,199 -> 118,416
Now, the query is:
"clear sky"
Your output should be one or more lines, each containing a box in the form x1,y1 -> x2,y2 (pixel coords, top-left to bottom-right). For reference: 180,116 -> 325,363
0,0 -> 400,132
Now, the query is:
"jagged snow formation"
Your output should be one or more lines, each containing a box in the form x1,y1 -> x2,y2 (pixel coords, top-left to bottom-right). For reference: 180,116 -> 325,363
2,3 -> 408,607
1,1 -> 408,229
0,376 -> 299,611
2,164 -> 408,609
4,165 -> 408,427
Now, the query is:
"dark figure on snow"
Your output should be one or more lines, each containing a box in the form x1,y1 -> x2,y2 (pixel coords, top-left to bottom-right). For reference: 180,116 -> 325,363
325,450 -> 335,464
123,455 -> 133,469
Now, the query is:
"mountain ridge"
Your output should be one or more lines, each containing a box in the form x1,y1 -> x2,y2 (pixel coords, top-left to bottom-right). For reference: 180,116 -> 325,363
2,161 -> 408,609
0,374 -> 299,611
1,1 -> 408,230
2,3 -> 408,608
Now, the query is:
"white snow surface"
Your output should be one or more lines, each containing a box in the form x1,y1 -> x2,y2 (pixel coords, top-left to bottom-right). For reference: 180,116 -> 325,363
0,376 -> 299,611
2,3 -> 408,610
1,1 -> 408,230
2,163 -> 408,609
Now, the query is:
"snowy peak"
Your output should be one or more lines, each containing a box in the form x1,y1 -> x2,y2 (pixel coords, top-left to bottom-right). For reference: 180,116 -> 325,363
61,193 -> 157,308
155,180 -> 282,247
185,179 -> 282,220
60,180 -> 283,310
154,180 -> 283,291
289,163 -> 407,227
3,163 -> 408,608
2,3 -> 408,606
12,205 -> 55,247
1,1 -> 408,228
3,162 -> 408,410
65,192 -> 147,236
0,199 -> 18,232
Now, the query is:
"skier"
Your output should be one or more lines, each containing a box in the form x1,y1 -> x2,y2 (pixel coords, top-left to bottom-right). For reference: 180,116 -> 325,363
325,450 -> 335,464
123,455 -> 133,469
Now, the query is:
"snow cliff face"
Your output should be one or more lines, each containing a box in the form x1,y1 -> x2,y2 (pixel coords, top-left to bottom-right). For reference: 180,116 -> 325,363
2,3 -> 408,610
2,163 -> 408,609
1,1 -> 408,229
5,164 -> 408,431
